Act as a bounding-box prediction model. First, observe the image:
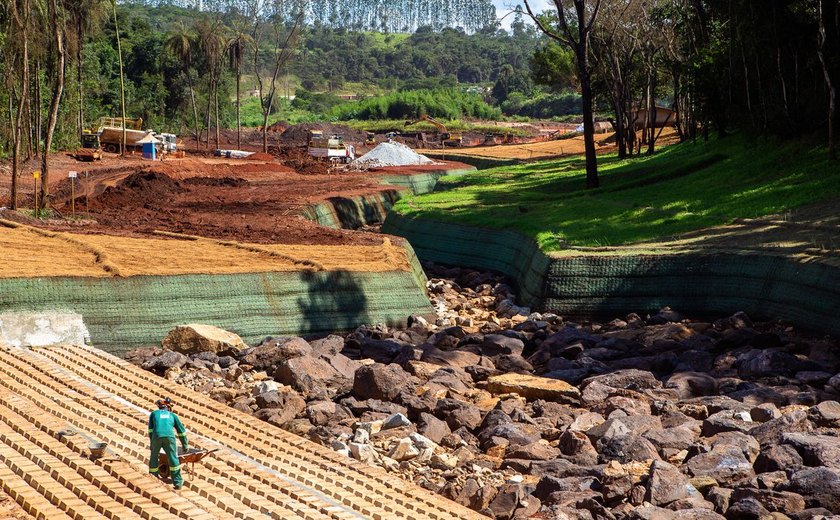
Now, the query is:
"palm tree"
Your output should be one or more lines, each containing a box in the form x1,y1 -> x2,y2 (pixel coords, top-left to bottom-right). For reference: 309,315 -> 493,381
228,30 -> 253,150
165,22 -> 201,141
65,0 -> 107,139
195,17 -> 226,148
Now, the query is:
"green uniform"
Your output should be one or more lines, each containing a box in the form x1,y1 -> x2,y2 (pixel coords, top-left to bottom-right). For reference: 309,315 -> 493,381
148,409 -> 188,488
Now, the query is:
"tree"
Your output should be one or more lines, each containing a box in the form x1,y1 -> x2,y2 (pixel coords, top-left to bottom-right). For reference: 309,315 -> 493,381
250,1 -> 304,152
5,0 -> 31,210
524,0 -> 602,189
166,22 -> 201,140
818,0 -> 840,159
39,0 -> 67,209
112,0 -> 126,155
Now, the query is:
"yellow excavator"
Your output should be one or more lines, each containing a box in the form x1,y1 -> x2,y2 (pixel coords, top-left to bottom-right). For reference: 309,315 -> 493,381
404,115 -> 462,147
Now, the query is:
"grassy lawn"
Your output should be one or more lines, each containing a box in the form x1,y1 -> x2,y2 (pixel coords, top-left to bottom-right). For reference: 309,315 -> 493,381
392,134 -> 840,250
341,119 -> 534,136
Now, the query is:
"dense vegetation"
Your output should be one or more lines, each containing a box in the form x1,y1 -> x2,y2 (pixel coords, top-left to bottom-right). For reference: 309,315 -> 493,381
393,136 -> 840,249
329,89 -> 502,121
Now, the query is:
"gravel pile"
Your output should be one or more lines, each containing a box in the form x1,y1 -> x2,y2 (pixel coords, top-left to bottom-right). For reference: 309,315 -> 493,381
351,141 -> 437,169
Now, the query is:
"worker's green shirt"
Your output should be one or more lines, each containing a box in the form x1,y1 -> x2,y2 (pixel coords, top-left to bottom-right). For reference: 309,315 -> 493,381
148,409 -> 188,448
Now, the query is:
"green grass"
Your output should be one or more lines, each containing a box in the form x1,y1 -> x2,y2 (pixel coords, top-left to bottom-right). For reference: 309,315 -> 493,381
392,134 -> 840,250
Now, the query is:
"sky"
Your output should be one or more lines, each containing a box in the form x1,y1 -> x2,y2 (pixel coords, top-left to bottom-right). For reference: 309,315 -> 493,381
492,0 -> 553,29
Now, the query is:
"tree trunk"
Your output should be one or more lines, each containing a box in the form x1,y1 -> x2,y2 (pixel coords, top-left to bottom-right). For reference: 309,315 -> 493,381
647,72 -> 657,155
113,0 -> 127,155
577,47 -> 598,188
33,60 -> 42,158
77,15 -> 85,139
262,109 -> 269,153
818,0 -> 839,159
236,62 -> 241,150
186,70 -> 200,141
214,78 -> 220,148
10,2 -> 29,210
41,0 -> 66,210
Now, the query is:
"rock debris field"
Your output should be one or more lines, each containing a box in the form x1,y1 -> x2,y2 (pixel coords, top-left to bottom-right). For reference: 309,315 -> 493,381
129,263 -> 840,520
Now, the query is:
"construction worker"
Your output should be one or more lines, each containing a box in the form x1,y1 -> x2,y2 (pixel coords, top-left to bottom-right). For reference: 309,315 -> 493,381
148,397 -> 189,489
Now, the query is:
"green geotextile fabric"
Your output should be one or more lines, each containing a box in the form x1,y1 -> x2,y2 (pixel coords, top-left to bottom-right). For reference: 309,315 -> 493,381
383,212 -> 840,337
421,153 -> 520,170
300,168 -> 475,230
0,269 -> 434,356
382,213 -> 550,305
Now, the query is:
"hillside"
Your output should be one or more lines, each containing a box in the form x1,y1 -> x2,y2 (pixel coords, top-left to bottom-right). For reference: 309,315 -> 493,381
392,135 -> 840,250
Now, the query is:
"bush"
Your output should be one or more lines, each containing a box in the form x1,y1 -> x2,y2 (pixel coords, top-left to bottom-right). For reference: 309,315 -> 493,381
503,92 -> 582,119
329,88 -> 502,121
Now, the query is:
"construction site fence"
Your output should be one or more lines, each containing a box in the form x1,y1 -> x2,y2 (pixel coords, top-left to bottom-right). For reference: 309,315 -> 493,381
383,212 -> 840,337
0,251 -> 433,356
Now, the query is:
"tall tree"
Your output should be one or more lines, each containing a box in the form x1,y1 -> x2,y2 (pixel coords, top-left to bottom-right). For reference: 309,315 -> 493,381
251,1 -> 304,152
39,0 -> 67,210
112,0 -> 126,155
166,22 -> 202,141
524,0 -> 602,188
5,0 -> 31,210
818,0 -> 840,159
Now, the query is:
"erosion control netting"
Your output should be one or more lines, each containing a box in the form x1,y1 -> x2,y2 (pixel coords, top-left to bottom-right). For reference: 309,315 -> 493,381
383,212 -> 840,337
351,142 -> 437,169
0,269 -> 433,356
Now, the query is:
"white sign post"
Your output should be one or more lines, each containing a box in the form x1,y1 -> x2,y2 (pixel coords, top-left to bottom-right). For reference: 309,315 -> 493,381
68,171 -> 77,218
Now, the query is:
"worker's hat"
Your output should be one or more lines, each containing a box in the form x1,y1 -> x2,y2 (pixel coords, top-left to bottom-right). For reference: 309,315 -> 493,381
156,397 -> 173,409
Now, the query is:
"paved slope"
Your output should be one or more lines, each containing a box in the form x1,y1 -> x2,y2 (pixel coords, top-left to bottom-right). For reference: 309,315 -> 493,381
0,343 -> 485,520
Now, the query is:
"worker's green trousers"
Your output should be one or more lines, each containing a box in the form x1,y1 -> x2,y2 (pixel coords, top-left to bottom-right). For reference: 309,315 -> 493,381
149,436 -> 183,487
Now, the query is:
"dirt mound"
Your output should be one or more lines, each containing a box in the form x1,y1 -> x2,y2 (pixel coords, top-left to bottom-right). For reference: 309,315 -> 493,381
245,152 -> 275,161
279,123 -> 367,147
94,169 -> 185,209
184,177 -> 247,187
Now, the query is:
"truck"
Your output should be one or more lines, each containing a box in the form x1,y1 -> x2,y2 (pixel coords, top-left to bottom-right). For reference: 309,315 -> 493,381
308,131 -> 356,163
81,117 -> 177,154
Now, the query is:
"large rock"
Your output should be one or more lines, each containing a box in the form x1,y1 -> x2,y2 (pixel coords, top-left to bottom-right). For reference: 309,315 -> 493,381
781,467 -> 840,513
685,446 -> 755,486
162,324 -> 246,354
782,433 -> 840,469
417,412 -> 451,444
435,399 -> 483,431
582,369 -> 662,391
242,337 -> 312,370
485,373 -> 580,404
141,350 -> 187,372
482,334 -> 525,356
353,364 -> 409,401
274,356 -> 348,399
647,460 -> 695,506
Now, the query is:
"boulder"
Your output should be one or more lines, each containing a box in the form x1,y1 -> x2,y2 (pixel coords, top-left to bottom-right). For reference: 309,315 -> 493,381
730,488 -> 805,514
305,401 -> 352,426
782,433 -> 840,469
754,444 -> 803,474
647,460 -> 695,506
353,364 -> 408,401
781,467 -> 840,513
162,324 -> 247,354
141,350 -> 187,372
435,399 -> 483,431
274,355 -> 349,399
485,373 -> 580,404
582,369 -> 662,391
482,334 -> 525,356
417,413 -> 451,444
596,434 -> 661,464
666,372 -> 719,399
242,337 -> 312,370
685,446 -> 755,486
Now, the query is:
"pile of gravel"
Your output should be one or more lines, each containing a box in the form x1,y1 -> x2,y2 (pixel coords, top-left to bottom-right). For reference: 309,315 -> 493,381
350,141 -> 437,169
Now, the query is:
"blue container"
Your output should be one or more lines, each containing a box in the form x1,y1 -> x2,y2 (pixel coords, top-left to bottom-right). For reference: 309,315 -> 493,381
142,142 -> 157,160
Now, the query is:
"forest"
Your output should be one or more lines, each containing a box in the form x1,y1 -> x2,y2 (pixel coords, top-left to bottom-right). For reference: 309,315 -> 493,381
1,0 -> 838,208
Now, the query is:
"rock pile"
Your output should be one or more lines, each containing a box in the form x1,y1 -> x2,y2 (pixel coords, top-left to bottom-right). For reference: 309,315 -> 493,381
350,141 -> 437,169
129,264 -> 840,520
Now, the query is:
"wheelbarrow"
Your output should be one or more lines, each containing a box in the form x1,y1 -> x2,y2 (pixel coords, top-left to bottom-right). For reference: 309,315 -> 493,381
158,447 -> 219,478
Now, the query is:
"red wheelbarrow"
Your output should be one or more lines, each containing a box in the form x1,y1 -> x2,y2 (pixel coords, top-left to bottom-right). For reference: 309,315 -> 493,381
158,448 -> 220,478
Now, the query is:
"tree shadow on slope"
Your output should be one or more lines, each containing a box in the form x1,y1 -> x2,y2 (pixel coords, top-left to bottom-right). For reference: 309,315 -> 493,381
297,269 -> 370,335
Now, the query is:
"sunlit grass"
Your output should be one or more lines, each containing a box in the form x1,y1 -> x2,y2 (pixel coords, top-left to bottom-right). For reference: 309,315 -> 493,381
392,134 -> 840,250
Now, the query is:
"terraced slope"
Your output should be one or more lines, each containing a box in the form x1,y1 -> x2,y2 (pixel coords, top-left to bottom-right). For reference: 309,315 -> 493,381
0,343 -> 485,520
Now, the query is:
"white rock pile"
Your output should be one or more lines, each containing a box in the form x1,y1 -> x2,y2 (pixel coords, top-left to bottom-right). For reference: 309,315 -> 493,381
350,141 -> 437,169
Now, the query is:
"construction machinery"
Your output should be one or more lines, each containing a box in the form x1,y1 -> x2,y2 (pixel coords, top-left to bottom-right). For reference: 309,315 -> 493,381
404,115 -> 462,146
308,130 -> 356,163
72,133 -> 103,162
365,132 -> 376,146
81,117 -> 178,155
